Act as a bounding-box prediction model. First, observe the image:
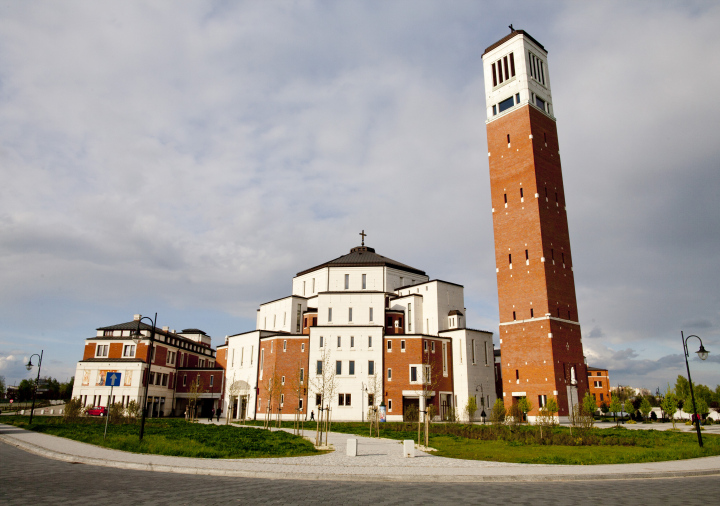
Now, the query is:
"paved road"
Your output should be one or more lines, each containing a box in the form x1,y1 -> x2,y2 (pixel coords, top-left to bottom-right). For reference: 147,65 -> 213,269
1,441 -> 717,505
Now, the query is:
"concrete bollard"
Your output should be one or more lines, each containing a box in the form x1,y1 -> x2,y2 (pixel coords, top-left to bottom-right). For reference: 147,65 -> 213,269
403,439 -> 415,458
20,410 -> 24,415
60,409 -> 63,415
50,409 -> 54,414
346,439 -> 357,457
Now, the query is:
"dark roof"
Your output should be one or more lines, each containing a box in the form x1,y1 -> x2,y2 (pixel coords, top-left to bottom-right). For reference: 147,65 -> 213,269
448,310 -> 464,316
483,29 -> 546,57
181,328 -> 207,335
587,366 -> 608,372
95,320 -> 212,350
296,246 -> 426,277
396,279 -> 463,290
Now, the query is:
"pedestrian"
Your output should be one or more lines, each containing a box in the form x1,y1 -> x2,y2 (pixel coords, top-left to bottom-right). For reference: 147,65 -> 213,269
310,410 -> 315,421
216,407 -> 221,422
209,407 -> 214,422
184,407 -> 188,421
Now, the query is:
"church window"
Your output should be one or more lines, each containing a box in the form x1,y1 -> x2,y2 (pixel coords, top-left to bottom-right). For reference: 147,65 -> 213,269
328,308 -> 333,322
345,274 -> 349,289
362,274 -> 367,289
369,307 -> 374,322
337,336 -> 342,348
368,360 -> 375,375
349,361 -> 355,375
336,361 -> 342,375
349,307 -> 353,322
316,360 -> 322,375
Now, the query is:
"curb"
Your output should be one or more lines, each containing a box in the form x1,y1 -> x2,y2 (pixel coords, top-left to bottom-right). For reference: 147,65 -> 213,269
2,434 -> 720,482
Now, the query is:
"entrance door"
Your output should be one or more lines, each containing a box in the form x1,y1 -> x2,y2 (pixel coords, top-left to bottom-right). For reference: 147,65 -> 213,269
240,396 -> 247,419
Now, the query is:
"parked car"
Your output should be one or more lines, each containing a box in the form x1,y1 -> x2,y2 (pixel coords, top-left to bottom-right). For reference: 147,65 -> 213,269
86,406 -> 107,416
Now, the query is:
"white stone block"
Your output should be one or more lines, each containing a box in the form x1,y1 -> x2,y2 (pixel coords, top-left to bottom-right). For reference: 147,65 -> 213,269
403,439 -> 415,458
346,439 -> 357,457
50,409 -> 54,414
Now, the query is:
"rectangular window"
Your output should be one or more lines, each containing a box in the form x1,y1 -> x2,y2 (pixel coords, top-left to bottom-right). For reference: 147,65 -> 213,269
316,393 -> 321,406
442,342 -> 448,375
401,340 -> 406,351
515,93 -> 520,104
338,394 -> 345,406
503,56 -> 509,81
349,361 -> 355,375
96,345 -> 109,357
316,360 -> 322,375
320,336 -> 324,348
283,340 -> 287,352
507,134 -> 511,143
259,350 -> 264,374
368,360 -> 375,375
368,335 -> 373,348
183,374 -> 187,387
303,280 -> 306,296
368,394 -> 374,406
431,341 -> 435,353
210,375 -> 214,387
280,394 -> 284,406
509,253 -> 512,264
345,393 -> 351,406
344,274 -> 349,290
387,368 -> 392,380
123,345 -> 135,357
492,62 -> 497,87
336,361 -> 342,375
509,52 -> 515,77
301,343 -> 305,352
281,376 -> 285,385
539,395 -> 547,408
328,308 -> 332,322
498,96 -> 514,113
350,336 -> 355,348
410,366 -> 417,382
349,307 -> 353,322
520,188 -> 524,199
530,308 -> 534,318
407,303 -> 412,332
536,95 -> 546,111
471,339 -> 476,364
513,311 -> 516,320
312,278 -> 315,293
388,399 -> 392,411
423,340 -> 428,352
485,342 -> 489,366
296,304 -> 302,333
362,274 -> 367,289
300,368 -> 304,383
387,340 -> 392,351
337,336 -> 342,348
492,104 -> 497,116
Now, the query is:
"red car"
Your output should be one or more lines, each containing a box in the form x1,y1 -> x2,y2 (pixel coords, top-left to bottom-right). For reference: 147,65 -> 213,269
86,406 -> 107,416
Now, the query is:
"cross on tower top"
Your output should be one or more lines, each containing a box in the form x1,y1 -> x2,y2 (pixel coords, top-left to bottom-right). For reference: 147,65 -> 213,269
359,230 -> 367,246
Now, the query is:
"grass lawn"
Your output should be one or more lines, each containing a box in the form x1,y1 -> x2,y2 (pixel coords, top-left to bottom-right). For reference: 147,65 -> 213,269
248,419 -> 720,465
3,416 -> 321,459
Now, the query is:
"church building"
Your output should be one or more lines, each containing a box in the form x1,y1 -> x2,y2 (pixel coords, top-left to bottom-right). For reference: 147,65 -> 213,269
219,238 -> 496,422
482,28 -> 589,420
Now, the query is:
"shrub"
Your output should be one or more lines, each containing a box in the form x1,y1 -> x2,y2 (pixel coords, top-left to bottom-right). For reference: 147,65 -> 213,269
108,402 -> 125,424
490,399 -> 505,425
63,397 -> 83,422
404,403 -> 419,422
126,400 -> 140,421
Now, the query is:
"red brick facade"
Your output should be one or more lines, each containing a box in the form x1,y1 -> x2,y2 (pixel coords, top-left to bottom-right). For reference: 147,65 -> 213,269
256,335 -> 310,417
488,104 -> 588,416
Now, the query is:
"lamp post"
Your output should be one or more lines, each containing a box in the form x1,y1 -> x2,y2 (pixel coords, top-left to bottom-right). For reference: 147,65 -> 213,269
130,313 -> 158,442
25,350 -> 43,424
681,332 -> 710,448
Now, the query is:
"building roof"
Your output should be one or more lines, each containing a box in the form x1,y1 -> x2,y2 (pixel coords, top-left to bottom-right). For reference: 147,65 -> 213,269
296,245 -> 426,277
587,366 -> 609,372
482,29 -> 546,57
180,328 -> 207,335
95,320 -> 212,351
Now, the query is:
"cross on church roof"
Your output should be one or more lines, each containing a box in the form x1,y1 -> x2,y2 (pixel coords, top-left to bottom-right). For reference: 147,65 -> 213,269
359,230 -> 367,246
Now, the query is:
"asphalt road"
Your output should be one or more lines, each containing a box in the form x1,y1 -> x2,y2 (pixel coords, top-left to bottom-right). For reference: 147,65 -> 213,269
1,441 -> 717,505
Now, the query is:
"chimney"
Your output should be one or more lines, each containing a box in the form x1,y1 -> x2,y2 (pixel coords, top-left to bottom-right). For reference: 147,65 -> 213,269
162,326 -> 169,332
133,314 -> 141,321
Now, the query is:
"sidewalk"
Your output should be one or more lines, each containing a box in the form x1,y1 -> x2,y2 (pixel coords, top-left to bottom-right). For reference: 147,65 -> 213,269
1,421 -> 719,483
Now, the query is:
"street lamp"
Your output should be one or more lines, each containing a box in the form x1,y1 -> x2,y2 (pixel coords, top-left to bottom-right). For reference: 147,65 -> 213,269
681,332 -> 710,448
25,351 -> 43,424
130,313 -> 158,442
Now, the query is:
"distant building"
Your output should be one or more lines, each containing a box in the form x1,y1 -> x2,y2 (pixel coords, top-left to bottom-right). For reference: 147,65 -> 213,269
70,315 -> 223,418
587,367 -> 611,407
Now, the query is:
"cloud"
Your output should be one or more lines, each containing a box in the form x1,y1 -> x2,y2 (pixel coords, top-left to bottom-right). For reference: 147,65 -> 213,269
0,1 -> 719,389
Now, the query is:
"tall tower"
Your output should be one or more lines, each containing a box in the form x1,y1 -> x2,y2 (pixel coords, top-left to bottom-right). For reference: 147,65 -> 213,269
482,29 -> 588,418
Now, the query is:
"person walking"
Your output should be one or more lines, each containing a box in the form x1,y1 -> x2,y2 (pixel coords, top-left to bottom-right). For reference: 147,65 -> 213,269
216,407 -> 221,422
310,410 -> 315,421
209,407 -> 214,422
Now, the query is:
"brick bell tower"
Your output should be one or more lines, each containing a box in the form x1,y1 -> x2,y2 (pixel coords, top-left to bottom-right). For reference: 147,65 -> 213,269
482,28 -> 588,419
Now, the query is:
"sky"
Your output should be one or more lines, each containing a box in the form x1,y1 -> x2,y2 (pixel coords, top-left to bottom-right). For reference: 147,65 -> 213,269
1,0 -> 718,393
